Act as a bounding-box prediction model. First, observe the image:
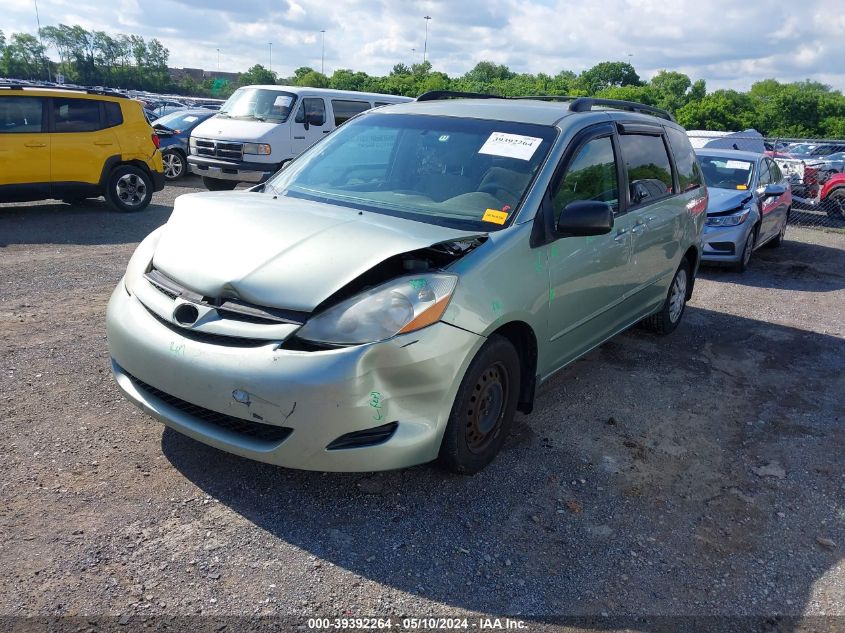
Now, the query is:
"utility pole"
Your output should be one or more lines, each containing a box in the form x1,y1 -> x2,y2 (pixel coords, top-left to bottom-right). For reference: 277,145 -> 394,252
33,0 -> 52,81
268,42 -> 273,73
423,15 -> 431,64
320,30 -> 326,75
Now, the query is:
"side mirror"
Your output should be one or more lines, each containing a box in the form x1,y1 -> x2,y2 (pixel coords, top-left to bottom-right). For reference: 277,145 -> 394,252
556,200 -> 614,237
762,183 -> 786,198
305,112 -> 324,128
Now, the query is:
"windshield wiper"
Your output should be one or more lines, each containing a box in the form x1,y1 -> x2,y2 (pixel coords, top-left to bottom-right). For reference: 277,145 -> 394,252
216,112 -> 231,118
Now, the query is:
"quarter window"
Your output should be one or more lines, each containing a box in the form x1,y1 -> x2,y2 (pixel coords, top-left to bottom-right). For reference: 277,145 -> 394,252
294,98 -> 326,127
0,97 -> 44,133
331,99 -> 371,126
665,126 -> 703,192
104,102 -> 123,128
619,134 -> 674,206
552,136 -> 619,220
53,98 -> 102,132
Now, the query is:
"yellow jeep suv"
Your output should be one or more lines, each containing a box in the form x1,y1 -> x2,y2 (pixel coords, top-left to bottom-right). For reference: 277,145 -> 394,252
0,84 -> 165,211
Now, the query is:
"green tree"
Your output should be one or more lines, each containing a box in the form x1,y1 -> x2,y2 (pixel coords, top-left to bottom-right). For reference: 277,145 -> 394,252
239,64 -> 276,86
579,61 -> 641,94
296,70 -> 329,88
676,89 -> 754,131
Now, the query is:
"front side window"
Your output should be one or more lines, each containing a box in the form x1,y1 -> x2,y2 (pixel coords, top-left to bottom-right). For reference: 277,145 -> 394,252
619,133 -> 674,206
265,112 -> 557,231
219,88 -> 296,122
53,98 -> 102,133
665,126 -> 703,192
294,98 -> 327,126
552,136 -> 618,221
332,99 -> 371,126
0,97 -> 44,133
757,160 -> 772,187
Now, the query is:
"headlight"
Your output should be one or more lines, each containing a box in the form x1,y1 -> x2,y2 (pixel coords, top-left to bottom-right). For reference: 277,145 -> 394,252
296,274 -> 458,345
706,207 -> 751,227
188,137 -> 197,155
123,228 -> 163,295
243,142 -> 272,155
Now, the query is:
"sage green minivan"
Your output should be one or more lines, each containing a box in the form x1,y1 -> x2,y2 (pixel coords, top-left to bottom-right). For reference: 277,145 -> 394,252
107,93 -> 706,474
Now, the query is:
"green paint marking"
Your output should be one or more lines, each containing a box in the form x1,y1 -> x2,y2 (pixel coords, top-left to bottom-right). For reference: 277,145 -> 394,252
491,300 -> 502,314
549,288 -> 556,301
369,391 -> 384,421
408,279 -> 427,290
169,342 -> 185,356
551,245 -> 560,258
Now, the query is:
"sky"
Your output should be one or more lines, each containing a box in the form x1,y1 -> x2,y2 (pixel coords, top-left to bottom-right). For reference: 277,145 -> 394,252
5,0 -> 845,92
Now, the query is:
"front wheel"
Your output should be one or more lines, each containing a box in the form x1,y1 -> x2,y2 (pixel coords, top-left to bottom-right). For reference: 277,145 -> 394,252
201,177 -> 238,191
437,335 -> 521,475
733,226 -> 757,273
105,165 -> 153,212
824,190 -> 845,221
162,151 -> 186,180
643,261 -> 689,335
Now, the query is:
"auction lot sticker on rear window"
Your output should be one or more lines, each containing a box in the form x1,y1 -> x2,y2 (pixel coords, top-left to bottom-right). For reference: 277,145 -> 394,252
479,132 -> 543,160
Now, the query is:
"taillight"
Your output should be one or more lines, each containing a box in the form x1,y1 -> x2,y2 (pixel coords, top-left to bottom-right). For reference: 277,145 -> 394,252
151,133 -> 160,149
804,165 -> 818,185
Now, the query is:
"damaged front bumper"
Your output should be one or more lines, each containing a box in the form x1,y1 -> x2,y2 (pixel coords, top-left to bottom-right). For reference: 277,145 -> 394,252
106,283 -> 484,471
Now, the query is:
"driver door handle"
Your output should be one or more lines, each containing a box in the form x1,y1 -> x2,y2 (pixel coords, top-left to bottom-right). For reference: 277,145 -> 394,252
631,221 -> 647,234
613,229 -> 629,243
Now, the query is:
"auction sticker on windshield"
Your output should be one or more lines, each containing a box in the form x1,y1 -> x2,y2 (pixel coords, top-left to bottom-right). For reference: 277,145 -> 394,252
274,96 -> 293,107
478,132 -> 543,160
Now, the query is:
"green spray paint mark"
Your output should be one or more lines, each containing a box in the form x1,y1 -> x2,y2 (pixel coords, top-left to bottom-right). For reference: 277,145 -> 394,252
550,245 -> 560,259
408,279 -> 427,290
369,391 -> 384,421
549,288 -> 556,301
491,299 -> 502,314
169,341 -> 185,356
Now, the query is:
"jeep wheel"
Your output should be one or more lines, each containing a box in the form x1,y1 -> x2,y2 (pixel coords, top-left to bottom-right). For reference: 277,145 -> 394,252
438,335 -> 521,475
201,177 -> 238,191
105,165 -> 153,212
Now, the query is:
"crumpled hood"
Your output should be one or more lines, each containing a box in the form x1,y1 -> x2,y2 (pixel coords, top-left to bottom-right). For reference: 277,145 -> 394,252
706,187 -> 753,214
190,116 -> 278,143
152,192 -> 481,311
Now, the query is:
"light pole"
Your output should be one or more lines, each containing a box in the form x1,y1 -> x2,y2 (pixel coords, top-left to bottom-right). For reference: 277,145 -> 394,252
411,48 -> 416,65
216,48 -> 220,73
423,15 -> 431,64
268,42 -> 272,73
33,0 -> 51,81
320,30 -> 326,75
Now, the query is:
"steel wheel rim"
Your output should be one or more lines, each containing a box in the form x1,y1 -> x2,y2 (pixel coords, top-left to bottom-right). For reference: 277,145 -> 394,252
465,362 -> 508,454
669,268 -> 687,323
116,173 -> 148,207
163,154 -> 183,179
742,231 -> 754,266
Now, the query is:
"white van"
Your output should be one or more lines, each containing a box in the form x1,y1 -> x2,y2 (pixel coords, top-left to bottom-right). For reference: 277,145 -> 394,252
187,86 -> 411,190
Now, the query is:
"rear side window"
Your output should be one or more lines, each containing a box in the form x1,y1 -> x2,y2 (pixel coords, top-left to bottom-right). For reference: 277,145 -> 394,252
331,99 -> 371,126
53,98 -> 102,132
665,126 -> 703,192
104,102 -> 123,128
552,135 -> 619,219
0,97 -> 44,133
294,98 -> 326,126
619,134 -> 674,206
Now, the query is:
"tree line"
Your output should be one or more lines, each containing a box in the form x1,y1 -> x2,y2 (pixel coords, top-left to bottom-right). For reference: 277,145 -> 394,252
2,24 -> 844,138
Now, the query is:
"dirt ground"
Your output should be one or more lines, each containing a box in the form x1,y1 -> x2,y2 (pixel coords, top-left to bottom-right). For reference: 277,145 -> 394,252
1,178 -> 844,632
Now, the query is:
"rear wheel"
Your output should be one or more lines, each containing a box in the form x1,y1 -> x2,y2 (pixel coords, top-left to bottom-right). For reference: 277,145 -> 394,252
105,165 -> 153,212
438,335 -> 521,475
643,260 -> 689,335
162,150 -> 186,180
201,177 -> 238,191
824,189 -> 845,221
767,207 -> 789,248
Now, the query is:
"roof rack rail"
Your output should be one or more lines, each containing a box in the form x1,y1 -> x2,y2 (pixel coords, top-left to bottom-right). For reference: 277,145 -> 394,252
0,80 -> 128,98
511,95 -> 580,103
416,90 -> 501,102
568,97 -> 675,122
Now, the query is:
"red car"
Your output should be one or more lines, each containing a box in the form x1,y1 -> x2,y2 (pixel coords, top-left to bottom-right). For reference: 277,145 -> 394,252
819,173 -> 845,220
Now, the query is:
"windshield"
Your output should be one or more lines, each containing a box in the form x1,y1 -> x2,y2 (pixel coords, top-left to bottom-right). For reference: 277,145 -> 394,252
219,88 -> 296,122
153,111 -> 208,131
697,155 -> 755,190
264,113 -> 557,231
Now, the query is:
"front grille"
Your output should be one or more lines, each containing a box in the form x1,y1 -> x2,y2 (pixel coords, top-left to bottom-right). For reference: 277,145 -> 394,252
145,305 -> 276,348
124,368 -> 293,443
195,138 -> 243,161
326,422 -> 398,450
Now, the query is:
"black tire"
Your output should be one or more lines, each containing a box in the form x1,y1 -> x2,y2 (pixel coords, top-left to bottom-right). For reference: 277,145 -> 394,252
643,260 -> 690,335
105,165 -> 153,212
733,225 -> 757,273
202,177 -> 238,191
824,189 -> 845,221
162,150 -> 186,180
767,207 -> 789,248
437,335 -> 521,474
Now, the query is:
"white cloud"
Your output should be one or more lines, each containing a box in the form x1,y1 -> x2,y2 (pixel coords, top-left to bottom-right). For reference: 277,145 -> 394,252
3,0 -> 843,91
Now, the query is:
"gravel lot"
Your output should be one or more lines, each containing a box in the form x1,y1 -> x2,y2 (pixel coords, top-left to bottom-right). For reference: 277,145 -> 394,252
1,177 -> 844,631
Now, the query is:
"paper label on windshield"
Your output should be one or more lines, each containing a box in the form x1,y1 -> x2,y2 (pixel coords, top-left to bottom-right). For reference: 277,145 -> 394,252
725,160 -> 750,170
274,96 -> 293,108
184,115 -> 198,122
478,132 -> 542,161
482,208 -> 509,224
